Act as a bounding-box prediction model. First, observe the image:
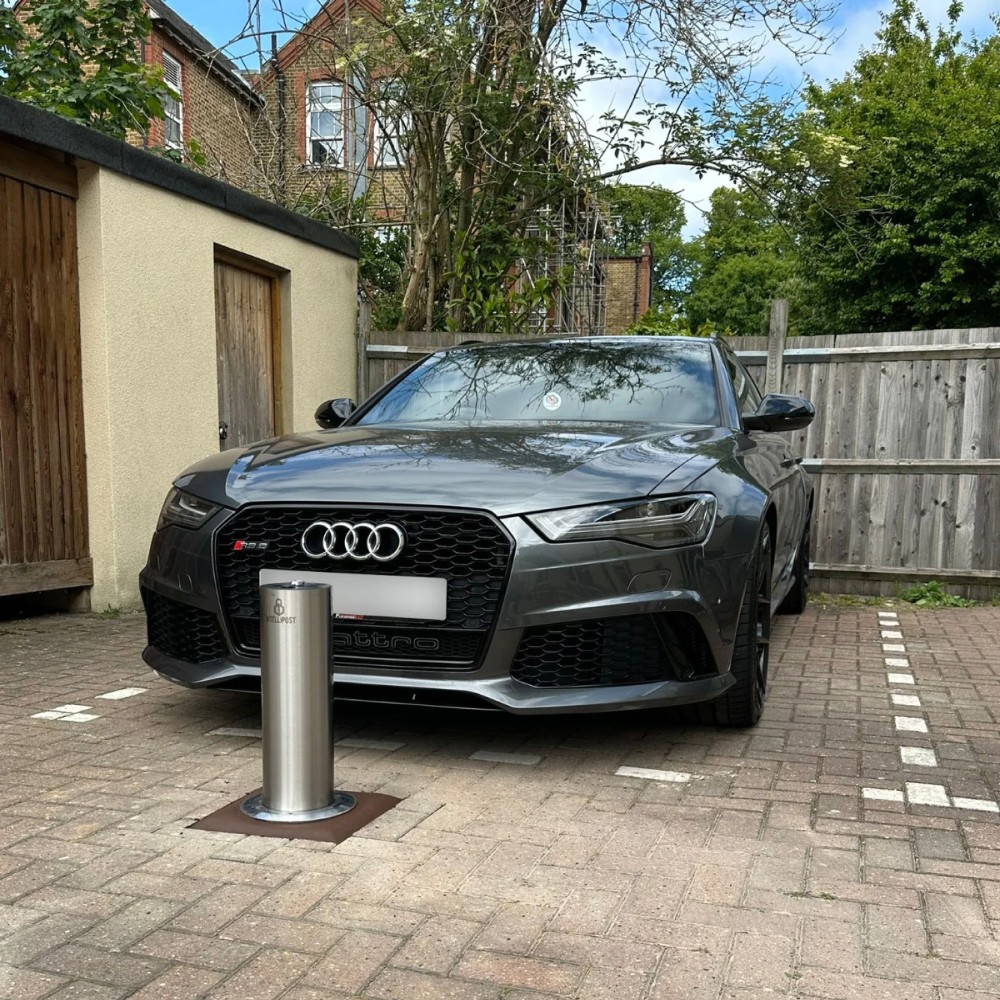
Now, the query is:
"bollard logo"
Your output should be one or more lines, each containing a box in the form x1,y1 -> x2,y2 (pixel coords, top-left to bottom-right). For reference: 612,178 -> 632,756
265,597 -> 297,625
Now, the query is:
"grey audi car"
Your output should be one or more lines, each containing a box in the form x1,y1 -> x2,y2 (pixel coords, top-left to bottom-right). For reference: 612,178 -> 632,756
141,337 -> 813,726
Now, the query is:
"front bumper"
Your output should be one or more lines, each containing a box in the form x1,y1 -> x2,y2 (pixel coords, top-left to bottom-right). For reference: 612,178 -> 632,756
140,510 -> 751,714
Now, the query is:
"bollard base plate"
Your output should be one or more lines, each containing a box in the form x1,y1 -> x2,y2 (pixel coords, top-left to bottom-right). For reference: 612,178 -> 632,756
239,791 -> 356,824
192,789 -> 398,843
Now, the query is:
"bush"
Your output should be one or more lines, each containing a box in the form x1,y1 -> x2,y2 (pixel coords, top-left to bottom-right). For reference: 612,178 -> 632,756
900,581 -> 973,608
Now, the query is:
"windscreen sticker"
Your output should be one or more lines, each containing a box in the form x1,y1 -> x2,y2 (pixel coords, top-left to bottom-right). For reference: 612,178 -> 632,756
542,392 -> 562,411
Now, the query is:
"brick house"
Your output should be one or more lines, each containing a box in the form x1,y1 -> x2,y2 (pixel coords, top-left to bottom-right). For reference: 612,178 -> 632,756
604,243 -> 655,334
13,0 -> 266,192
254,0 -> 414,220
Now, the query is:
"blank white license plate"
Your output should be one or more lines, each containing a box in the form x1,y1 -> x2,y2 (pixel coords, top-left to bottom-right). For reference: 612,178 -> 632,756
259,569 -> 447,621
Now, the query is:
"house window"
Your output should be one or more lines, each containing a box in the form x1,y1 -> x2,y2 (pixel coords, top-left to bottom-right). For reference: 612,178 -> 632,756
308,81 -> 343,166
372,81 -> 407,168
163,52 -> 183,149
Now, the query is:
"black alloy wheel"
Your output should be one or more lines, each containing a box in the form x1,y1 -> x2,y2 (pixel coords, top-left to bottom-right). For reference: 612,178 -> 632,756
707,524 -> 772,728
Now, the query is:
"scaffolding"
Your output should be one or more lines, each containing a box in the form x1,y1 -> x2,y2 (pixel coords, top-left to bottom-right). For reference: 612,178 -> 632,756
514,85 -> 610,336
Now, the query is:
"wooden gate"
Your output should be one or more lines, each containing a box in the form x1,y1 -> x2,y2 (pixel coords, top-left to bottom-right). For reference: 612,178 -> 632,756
0,138 -> 92,597
214,252 -> 283,450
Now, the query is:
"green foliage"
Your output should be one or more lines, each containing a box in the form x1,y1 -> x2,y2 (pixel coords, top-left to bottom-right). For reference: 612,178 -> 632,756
901,580 -> 974,608
623,307 -> 718,338
604,185 -> 690,310
296,188 -> 410,330
0,0 -> 166,139
794,0 -> 1000,332
676,2 -> 1000,337
809,592 -> 894,607
0,7 -> 21,68
683,188 -> 802,335
355,226 -> 410,330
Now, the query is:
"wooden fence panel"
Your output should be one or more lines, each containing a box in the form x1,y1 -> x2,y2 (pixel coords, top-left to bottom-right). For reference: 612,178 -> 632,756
734,329 -> 1000,598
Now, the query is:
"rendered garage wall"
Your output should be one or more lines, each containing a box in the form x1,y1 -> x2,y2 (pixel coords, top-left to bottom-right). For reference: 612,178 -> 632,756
76,164 -> 358,609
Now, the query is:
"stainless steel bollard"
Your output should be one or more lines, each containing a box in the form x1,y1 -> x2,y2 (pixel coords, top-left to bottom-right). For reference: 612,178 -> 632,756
241,581 -> 355,823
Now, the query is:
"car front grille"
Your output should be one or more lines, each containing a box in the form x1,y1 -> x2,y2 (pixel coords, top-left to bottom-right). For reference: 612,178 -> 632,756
510,612 -> 715,688
216,506 -> 513,669
143,589 -> 227,664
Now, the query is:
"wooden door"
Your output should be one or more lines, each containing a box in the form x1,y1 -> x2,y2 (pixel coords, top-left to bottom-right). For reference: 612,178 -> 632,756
0,141 -> 92,598
214,257 -> 280,450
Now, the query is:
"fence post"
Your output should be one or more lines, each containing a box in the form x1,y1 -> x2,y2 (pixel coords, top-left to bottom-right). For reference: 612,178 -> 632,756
356,290 -> 371,403
766,299 -> 788,395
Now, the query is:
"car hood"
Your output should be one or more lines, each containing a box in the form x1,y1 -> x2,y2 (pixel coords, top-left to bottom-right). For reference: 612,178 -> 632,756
176,422 -> 734,516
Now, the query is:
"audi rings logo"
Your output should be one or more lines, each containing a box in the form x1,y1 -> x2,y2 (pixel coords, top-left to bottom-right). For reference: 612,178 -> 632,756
300,520 -> 407,562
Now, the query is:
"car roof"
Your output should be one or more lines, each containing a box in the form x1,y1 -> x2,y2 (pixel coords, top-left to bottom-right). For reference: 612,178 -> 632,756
438,336 -> 720,352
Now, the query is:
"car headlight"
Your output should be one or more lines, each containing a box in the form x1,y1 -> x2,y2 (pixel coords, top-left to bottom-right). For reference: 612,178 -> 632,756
525,494 -> 716,548
157,487 -> 220,530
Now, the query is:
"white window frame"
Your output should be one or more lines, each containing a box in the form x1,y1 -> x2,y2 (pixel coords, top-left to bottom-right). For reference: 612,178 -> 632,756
163,52 -> 183,150
307,80 -> 344,167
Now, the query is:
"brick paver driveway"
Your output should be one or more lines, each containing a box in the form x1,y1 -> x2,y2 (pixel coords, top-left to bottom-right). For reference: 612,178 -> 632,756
1,605 -> 999,999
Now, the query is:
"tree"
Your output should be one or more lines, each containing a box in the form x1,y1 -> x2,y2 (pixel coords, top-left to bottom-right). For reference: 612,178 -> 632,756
794,0 -> 1000,332
241,0 -> 832,332
0,0 -> 166,140
684,187 -> 800,335
604,184 -> 689,311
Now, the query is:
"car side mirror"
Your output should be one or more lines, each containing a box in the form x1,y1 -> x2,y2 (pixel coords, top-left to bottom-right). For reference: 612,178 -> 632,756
315,398 -> 357,429
743,393 -> 815,433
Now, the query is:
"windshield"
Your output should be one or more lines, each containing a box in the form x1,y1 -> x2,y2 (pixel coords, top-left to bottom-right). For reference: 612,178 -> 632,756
357,341 -> 721,426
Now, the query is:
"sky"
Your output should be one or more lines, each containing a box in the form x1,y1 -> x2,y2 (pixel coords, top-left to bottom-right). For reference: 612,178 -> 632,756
30,0 -> 1000,234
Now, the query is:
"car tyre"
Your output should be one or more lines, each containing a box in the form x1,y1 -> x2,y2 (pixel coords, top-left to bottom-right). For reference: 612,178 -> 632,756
778,519 -> 810,615
707,525 -> 772,728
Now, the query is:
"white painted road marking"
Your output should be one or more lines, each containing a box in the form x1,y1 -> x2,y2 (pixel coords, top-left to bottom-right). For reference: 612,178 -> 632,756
470,750 -> 542,766
863,787 -> 904,802
31,705 -> 99,723
339,738 -> 406,752
906,782 -> 951,807
97,687 -> 147,700
953,798 -> 1000,813
895,716 -> 929,733
866,613 -> 1000,816
900,747 -> 937,767
616,766 -> 692,783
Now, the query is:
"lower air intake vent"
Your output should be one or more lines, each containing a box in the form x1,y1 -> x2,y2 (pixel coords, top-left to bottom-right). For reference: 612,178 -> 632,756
143,589 -> 227,665
511,613 -> 713,688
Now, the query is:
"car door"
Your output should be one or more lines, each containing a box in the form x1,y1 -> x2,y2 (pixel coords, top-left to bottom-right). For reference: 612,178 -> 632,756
721,347 -> 804,593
